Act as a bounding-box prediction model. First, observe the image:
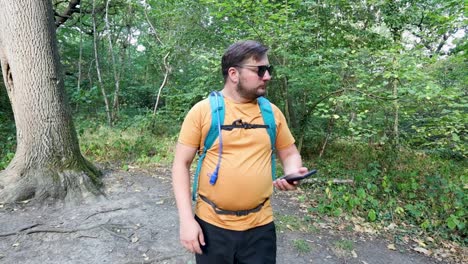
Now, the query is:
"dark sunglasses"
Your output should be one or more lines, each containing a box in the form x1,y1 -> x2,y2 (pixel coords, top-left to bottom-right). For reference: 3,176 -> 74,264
237,64 -> 273,78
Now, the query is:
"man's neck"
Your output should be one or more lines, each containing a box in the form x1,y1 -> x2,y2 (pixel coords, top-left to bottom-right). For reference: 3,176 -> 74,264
221,86 -> 255,104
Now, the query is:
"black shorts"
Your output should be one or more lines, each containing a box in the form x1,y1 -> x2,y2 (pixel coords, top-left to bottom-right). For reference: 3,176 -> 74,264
195,215 -> 276,264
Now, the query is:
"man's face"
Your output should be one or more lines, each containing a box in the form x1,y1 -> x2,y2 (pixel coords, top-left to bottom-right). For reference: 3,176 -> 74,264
235,55 -> 272,101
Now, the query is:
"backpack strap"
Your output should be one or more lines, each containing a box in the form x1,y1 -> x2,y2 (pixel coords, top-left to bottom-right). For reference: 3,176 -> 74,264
192,93 -> 277,201
258,96 -> 277,180
192,91 -> 224,201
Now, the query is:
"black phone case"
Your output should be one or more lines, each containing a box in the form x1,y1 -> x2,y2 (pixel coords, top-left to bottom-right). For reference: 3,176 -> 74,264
280,169 -> 317,183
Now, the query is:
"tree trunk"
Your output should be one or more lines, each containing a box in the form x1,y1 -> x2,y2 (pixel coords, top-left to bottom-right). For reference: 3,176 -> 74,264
105,0 -> 121,121
76,4 -> 83,113
281,76 -> 291,125
153,52 -> 171,115
392,77 -> 399,146
392,57 -> 399,146
0,0 -> 102,204
92,0 -> 112,126
77,4 -> 83,94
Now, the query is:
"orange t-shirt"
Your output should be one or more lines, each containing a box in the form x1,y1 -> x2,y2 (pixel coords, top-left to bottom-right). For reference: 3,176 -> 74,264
178,95 -> 295,231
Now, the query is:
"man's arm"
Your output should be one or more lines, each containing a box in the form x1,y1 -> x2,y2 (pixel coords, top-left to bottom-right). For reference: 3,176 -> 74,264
172,142 -> 205,254
273,144 -> 308,191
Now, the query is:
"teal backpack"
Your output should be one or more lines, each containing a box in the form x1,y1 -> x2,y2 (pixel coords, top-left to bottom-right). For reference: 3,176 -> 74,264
192,91 -> 277,201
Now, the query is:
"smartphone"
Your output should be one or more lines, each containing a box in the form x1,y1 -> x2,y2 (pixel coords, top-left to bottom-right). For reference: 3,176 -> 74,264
279,169 -> 317,184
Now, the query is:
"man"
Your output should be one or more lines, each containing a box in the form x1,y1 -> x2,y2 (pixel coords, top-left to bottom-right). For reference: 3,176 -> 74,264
172,40 -> 307,263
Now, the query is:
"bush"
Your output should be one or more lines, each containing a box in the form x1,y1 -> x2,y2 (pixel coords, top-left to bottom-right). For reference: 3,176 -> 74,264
77,114 -> 177,167
302,141 -> 467,245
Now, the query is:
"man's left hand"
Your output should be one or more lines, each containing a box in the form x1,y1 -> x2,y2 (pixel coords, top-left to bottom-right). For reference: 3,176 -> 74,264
273,178 -> 298,191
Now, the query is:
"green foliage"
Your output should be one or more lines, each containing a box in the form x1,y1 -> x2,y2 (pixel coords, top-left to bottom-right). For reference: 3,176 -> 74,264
0,0 -> 465,247
292,239 -> 311,254
0,147 -> 15,170
334,239 -> 355,251
50,0 -> 468,159
0,97 -> 15,170
274,213 -> 318,233
303,141 -> 467,244
403,55 -> 468,159
76,114 -> 177,167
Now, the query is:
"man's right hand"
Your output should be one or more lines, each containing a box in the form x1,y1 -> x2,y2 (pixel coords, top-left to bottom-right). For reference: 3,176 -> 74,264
179,218 -> 205,254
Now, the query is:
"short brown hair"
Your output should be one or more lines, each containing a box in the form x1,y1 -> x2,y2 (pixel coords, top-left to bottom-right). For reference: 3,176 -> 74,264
221,40 -> 268,81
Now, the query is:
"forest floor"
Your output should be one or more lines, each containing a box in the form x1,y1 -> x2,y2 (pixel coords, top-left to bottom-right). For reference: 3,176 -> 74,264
0,165 -> 464,264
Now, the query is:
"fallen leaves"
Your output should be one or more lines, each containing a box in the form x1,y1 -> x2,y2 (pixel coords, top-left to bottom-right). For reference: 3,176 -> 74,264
131,235 -> 139,243
384,223 -> 397,231
412,238 -> 427,248
413,246 -> 432,256
352,223 -> 378,235
387,243 -> 396,251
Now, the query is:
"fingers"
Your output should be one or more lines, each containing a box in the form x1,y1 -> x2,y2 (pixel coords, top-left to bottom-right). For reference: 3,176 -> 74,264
192,225 -> 205,254
274,167 -> 308,191
198,230 -> 206,246
273,179 -> 297,191
192,240 -> 203,255
182,239 -> 203,254
298,167 -> 309,174
180,222 -> 205,255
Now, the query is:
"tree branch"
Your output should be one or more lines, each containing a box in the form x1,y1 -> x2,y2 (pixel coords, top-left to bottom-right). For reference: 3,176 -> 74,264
55,0 -> 81,28
153,52 -> 171,115
348,88 -> 398,100
434,33 -> 449,55
143,0 -> 164,46
302,178 -> 354,184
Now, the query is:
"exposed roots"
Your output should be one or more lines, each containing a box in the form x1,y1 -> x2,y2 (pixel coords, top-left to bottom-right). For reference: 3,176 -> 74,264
0,161 -> 104,205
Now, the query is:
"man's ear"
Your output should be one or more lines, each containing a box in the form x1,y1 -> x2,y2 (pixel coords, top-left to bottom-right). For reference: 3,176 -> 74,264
227,67 -> 239,83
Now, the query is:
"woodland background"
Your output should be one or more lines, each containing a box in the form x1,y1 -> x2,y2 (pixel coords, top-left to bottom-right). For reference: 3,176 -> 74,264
0,0 -> 466,248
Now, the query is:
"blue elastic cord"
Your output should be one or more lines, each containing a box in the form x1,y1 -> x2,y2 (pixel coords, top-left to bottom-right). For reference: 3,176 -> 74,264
209,92 -> 223,185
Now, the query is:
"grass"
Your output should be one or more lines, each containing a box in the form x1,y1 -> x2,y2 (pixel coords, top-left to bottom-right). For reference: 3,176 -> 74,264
292,239 -> 312,253
275,214 -> 319,233
77,121 -> 177,168
334,239 -> 354,251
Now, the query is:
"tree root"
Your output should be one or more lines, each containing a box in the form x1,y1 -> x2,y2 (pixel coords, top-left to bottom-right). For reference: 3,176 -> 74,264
0,164 -> 103,204
0,223 -> 42,237
0,222 -> 134,238
100,225 -> 132,241
84,207 -> 125,220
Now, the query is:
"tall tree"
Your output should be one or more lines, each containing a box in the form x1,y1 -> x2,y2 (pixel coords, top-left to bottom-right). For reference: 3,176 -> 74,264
0,0 -> 102,203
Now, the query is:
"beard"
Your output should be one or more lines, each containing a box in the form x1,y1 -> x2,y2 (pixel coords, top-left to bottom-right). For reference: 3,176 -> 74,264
236,81 -> 266,101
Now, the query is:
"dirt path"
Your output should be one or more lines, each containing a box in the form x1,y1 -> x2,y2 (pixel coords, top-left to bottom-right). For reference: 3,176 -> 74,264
0,167 -> 446,264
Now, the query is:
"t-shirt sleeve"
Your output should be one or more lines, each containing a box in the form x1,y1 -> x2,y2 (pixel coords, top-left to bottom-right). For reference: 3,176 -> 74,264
178,102 -> 203,148
273,104 -> 296,150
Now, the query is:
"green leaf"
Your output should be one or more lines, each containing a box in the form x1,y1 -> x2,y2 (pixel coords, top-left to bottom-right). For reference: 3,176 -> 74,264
368,209 -> 377,222
447,215 -> 459,230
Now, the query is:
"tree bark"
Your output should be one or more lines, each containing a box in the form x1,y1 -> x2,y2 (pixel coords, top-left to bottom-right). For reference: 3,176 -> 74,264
153,52 -> 171,115
0,0 -> 102,204
105,0 -> 121,121
92,0 -> 112,126
392,57 -> 399,146
77,3 -> 83,94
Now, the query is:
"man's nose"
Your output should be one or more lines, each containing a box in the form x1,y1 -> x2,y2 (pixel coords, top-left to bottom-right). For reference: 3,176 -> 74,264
262,70 -> 272,81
